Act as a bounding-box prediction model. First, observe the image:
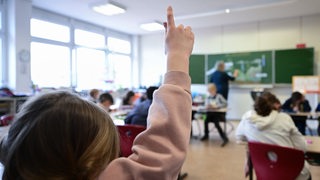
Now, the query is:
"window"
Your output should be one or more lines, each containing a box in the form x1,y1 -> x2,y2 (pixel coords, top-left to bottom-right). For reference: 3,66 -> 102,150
31,9 -> 133,90
75,47 -> 107,90
31,18 -> 70,43
31,42 -> 71,88
108,53 -> 132,88
107,37 -> 132,88
0,11 -> 2,29
75,29 -> 105,48
108,37 -> 131,54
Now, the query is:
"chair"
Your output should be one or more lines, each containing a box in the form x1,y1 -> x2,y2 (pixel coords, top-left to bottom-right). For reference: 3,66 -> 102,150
117,124 -> 188,179
117,125 -> 146,157
0,114 -> 14,126
247,141 -> 305,180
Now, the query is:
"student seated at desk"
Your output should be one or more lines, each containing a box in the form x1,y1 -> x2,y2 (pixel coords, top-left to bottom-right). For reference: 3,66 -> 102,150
265,91 -> 281,111
200,83 -> 229,147
0,6 -> 194,180
316,103 -> 320,135
88,88 -> 100,103
97,92 -> 114,113
121,91 -> 135,106
316,103 -> 320,112
124,86 -> 158,126
236,92 -> 311,180
282,91 -> 311,135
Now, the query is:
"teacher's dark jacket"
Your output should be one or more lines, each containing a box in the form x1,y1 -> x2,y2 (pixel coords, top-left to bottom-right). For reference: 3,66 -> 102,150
210,71 -> 235,100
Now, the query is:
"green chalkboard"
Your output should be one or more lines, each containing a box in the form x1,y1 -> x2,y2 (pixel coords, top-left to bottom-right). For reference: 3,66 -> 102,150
189,55 -> 205,84
207,51 -> 273,84
275,48 -> 314,84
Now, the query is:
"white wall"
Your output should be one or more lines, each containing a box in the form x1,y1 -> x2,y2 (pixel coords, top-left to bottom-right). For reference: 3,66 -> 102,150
140,14 -> 320,120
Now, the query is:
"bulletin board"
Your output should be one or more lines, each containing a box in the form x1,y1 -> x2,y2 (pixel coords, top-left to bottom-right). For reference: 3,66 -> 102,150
292,76 -> 320,94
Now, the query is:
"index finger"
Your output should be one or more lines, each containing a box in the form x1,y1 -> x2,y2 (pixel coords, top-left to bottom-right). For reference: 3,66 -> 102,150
167,6 -> 175,29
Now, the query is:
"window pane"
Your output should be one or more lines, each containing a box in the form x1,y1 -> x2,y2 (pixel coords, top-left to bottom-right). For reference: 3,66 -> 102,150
75,29 -> 105,48
108,54 -> 131,88
108,37 -> 131,54
0,12 -> 2,29
76,48 -> 107,90
30,19 -> 70,42
31,42 -> 70,88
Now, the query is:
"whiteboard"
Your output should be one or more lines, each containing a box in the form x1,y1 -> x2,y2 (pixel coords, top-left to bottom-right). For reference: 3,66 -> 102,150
292,76 -> 320,94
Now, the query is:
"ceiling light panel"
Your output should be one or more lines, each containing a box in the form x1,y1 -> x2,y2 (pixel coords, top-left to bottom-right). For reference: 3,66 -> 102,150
92,2 -> 126,16
140,22 -> 164,31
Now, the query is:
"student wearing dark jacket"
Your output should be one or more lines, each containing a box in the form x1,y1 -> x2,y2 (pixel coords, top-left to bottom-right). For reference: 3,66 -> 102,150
316,103 -> 320,135
124,86 -> 158,126
281,91 -> 311,135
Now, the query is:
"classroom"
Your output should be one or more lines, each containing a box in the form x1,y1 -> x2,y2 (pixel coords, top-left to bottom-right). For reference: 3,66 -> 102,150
1,0 -> 320,179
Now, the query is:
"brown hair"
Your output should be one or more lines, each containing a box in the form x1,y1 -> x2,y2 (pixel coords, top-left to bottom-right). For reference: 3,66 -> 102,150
0,91 -> 119,180
122,91 -> 135,105
89,89 -> 99,98
254,92 -> 277,116
98,92 -> 114,105
262,91 -> 281,110
291,91 -> 303,106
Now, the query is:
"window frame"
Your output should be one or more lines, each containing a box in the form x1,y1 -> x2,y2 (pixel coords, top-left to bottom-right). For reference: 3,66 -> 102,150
31,7 -> 134,90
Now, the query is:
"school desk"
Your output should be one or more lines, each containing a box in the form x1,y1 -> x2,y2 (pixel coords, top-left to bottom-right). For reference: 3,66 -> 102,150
192,106 -> 229,138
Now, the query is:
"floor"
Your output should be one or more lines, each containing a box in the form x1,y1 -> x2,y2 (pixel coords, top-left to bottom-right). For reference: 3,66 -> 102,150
181,120 -> 320,180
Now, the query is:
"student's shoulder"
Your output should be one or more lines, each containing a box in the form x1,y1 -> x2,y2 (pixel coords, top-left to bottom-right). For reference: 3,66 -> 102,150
275,111 -> 295,124
216,93 -> 225,99
277,111 -> 291,118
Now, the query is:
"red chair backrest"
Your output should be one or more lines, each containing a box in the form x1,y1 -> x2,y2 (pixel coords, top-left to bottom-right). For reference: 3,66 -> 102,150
0,114 -> 14,126
248,141 -> 305,180
117,125 -> 146,157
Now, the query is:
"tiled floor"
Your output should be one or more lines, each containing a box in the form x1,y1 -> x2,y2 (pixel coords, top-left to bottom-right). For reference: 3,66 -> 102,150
181,120 -> 320,180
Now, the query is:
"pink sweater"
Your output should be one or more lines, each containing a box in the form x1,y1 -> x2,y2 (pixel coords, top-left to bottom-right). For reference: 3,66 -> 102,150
98,71 -> 192,180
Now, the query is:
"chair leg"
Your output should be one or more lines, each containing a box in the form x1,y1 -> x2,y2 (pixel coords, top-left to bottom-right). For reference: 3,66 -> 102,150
224,120 -> 227,136
248,155 -> 253,180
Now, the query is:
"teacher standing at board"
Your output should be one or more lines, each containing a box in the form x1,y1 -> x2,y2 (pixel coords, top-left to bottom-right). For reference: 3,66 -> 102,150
210,61 -> 238,100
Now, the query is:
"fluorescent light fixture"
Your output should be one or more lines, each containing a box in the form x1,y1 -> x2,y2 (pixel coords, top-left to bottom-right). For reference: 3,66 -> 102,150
92,1 -> 126,16
140,22 -> 164,31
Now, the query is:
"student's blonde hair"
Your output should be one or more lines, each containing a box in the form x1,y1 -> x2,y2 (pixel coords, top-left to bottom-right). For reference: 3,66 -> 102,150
0,91 -> 119,180
207,83 -> 217,92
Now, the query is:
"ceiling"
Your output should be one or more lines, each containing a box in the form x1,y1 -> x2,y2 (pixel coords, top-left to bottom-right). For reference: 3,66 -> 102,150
31,0 -> 320,35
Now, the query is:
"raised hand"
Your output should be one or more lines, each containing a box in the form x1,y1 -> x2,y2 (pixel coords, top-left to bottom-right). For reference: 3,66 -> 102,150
164,6 -> 194,73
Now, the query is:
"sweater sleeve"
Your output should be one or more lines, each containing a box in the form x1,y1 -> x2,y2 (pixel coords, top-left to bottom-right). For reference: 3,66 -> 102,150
98,71 -> 192,180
